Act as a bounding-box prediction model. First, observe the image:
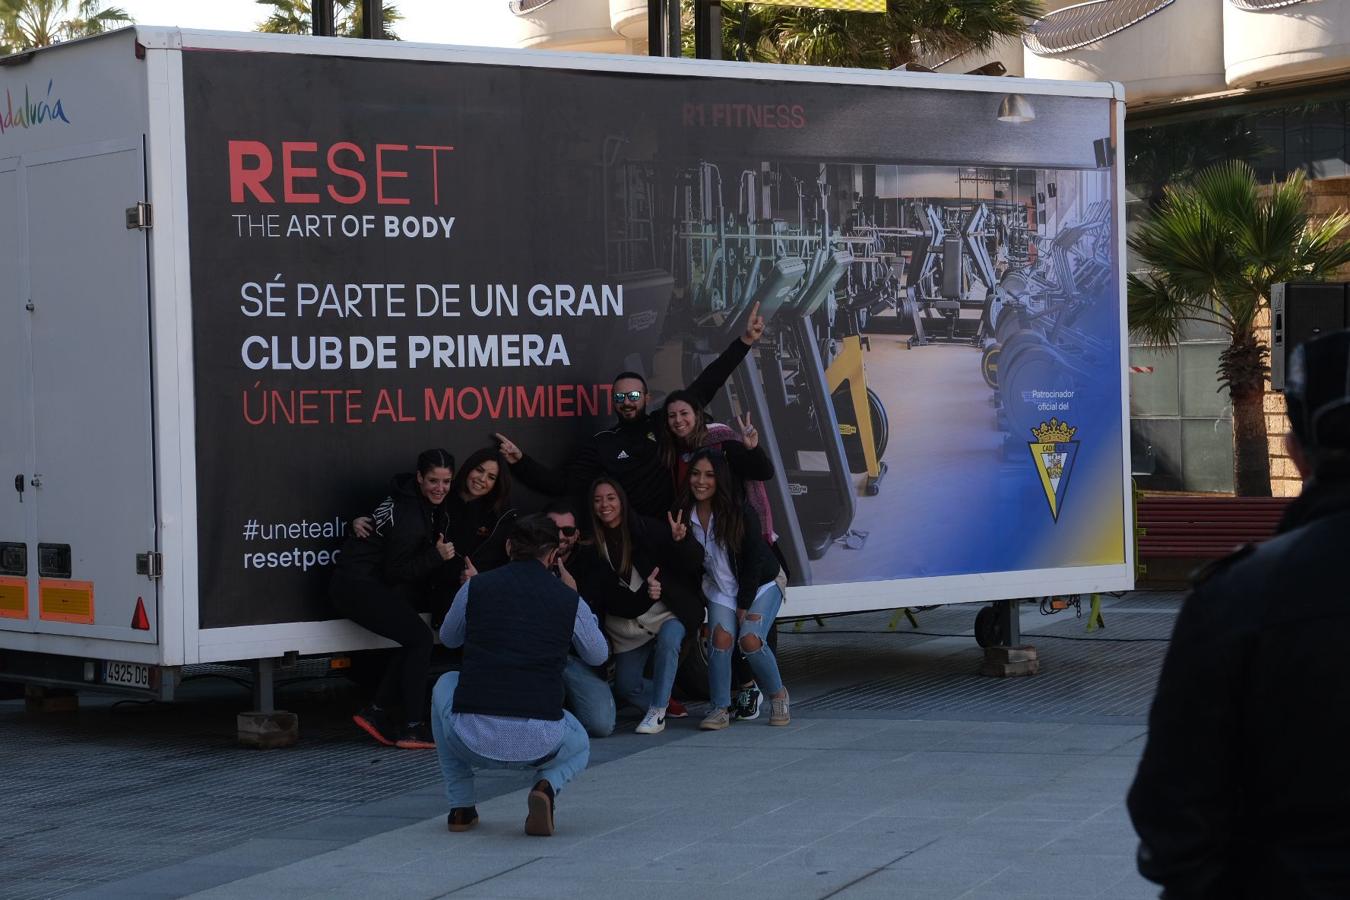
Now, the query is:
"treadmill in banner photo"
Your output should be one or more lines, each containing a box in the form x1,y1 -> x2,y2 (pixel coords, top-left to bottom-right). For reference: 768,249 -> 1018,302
605,269 -> 676,378
689,256 -> 814,583
720,256 -> 805,345
759,248 -> 858,560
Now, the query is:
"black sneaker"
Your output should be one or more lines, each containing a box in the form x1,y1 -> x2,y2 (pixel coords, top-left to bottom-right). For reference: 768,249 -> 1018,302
395,721 -> 436,749
447,806 -> 479,832
732,686 -> 762,721
352,705 -> 395,746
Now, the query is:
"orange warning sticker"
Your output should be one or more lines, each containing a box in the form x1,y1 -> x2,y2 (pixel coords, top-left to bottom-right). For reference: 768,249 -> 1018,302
0,577 -> 27,619
39,579 -> 95,624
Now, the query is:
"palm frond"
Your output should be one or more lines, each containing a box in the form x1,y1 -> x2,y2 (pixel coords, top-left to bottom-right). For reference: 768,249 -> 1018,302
1189,160 -> 1258,234
1127,272 -> 1233,347
909,0 -> 1041,59
1128,187 -> 1234,304
1296,210 -> 1350,280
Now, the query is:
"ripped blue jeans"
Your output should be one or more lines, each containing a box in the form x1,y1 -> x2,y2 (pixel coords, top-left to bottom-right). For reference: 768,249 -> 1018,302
707,583 -> 784,710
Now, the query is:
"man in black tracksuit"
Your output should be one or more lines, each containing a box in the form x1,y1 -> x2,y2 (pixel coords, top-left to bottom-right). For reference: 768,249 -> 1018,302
1127,330 -> 1350,899
494,305 -> 765,518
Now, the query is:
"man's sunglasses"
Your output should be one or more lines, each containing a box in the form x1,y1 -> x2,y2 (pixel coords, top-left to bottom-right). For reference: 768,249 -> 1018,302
613,390 -> 644,404
557,525 -> 579,537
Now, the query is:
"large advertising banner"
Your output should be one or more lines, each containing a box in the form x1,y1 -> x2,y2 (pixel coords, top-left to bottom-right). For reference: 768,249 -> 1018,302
182,50 -> 1125,628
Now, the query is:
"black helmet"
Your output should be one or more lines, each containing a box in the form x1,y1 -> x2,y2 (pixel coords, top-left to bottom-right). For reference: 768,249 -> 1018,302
1286,329 -> 1350,453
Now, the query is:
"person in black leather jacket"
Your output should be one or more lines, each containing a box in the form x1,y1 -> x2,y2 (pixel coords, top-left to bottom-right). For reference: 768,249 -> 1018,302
1128,330 -> 1350,899
330,448 -> 457,750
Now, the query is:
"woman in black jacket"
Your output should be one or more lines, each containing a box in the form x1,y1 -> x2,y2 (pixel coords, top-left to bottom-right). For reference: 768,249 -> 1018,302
576,476 -> 703,735
330,448 -> 457,749
354,447 -> 516,619
439,446 -> 516,586
678,448 -> 789,731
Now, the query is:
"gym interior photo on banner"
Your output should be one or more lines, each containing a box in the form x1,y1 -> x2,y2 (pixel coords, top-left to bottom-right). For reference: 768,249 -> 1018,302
606,156 -> 1123,589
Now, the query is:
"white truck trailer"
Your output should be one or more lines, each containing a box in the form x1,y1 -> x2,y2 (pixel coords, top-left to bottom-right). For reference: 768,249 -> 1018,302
0,27 -> 1132,720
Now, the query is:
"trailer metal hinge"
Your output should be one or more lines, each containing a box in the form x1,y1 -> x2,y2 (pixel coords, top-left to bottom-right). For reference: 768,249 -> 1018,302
126,201 -> 153,230
136,551 -> 163,579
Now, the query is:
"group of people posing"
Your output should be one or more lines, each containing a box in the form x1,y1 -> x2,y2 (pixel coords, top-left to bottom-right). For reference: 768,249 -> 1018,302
328,305 -> 790,833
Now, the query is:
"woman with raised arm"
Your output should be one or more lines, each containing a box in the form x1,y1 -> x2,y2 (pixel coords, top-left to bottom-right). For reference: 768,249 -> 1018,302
658,390 -> 775,543
330,448 -> 458,749
574,476 -> 703,735
679,448 -> 790,731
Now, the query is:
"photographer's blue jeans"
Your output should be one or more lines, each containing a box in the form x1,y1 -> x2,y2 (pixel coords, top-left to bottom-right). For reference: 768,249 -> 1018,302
612,618 -> 685,711
707,584 -> 784,710
562,655 -> 616,737
430,671 -> 590,809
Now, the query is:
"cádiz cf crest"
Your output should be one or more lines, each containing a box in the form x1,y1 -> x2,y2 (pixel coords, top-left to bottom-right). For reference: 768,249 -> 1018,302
1028,418 -> 1079,522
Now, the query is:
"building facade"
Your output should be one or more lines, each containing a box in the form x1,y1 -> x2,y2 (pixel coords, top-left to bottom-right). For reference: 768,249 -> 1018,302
454,0 -> 1350,495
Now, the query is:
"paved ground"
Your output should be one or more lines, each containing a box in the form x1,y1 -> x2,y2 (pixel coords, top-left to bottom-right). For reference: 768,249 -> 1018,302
0,593 -> 1177,900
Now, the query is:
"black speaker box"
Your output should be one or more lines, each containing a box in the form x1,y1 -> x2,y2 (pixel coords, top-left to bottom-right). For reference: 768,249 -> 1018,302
1271,281 -> 1350,391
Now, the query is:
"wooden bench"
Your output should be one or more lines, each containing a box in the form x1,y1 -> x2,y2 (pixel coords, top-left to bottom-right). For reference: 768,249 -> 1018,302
1135,494 -> 1293,561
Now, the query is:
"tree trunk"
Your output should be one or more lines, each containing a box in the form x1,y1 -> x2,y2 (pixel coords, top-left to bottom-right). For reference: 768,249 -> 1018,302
1230,383 -> 1272,496
1224,328 -> 1272,496
1225,327 -> 1274,496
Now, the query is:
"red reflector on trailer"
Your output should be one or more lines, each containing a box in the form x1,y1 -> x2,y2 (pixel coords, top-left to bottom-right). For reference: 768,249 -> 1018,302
131,597 -> 150,631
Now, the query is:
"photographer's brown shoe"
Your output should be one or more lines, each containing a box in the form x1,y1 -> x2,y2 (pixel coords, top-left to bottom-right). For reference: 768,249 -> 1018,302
524,780 -> 555,836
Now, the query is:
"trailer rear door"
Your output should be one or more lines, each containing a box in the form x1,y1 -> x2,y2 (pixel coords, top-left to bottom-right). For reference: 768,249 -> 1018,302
0,157 -> 35,632
14,141 -> 158,644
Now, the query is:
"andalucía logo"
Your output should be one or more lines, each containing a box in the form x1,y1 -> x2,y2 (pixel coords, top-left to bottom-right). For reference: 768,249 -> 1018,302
0,80 -> 71,136
1028,418 -> 1079,522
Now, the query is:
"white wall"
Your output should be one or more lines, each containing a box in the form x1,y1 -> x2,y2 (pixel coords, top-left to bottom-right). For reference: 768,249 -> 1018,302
1225,0 -> 1350,87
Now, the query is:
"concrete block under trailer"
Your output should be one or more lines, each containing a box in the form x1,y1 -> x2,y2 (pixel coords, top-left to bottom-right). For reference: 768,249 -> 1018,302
0,27 -> 1133,715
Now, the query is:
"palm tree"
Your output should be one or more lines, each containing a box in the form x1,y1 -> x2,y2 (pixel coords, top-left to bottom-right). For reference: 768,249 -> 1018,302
1128,161 -> 1350,496
255,0 -> 402,39
720,0 -> 1041,68
0,0 -> 130,49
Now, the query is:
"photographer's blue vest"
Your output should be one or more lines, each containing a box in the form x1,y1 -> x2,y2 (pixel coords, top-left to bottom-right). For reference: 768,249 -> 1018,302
454,559 -> 579,721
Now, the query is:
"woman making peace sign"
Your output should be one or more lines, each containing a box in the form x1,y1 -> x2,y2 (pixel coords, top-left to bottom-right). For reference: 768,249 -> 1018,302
575,477 -> 703,735
658,390 -> 775,543
679,448 -> 790,731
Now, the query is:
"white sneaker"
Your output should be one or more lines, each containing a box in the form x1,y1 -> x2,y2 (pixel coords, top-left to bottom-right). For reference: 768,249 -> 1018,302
635,707 -> 666,734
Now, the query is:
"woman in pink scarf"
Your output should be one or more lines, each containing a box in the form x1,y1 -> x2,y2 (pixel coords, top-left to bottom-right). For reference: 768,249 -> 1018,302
658,390 -> 776,543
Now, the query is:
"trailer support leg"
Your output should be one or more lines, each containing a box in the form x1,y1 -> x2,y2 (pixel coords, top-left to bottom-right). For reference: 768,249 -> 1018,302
1086,594 -> 1105,632
237,658 -> 299,749
886,608 -> 919,630
255,656 -> 275,714
996,598 -> 1021,646
979,600 -> 1039,678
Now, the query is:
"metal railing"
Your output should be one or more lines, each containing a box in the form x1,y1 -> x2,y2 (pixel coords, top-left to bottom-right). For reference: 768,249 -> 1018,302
1024,0 -> 1176,56
509,0 -> 563,15
1229,0 -> 1309,9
